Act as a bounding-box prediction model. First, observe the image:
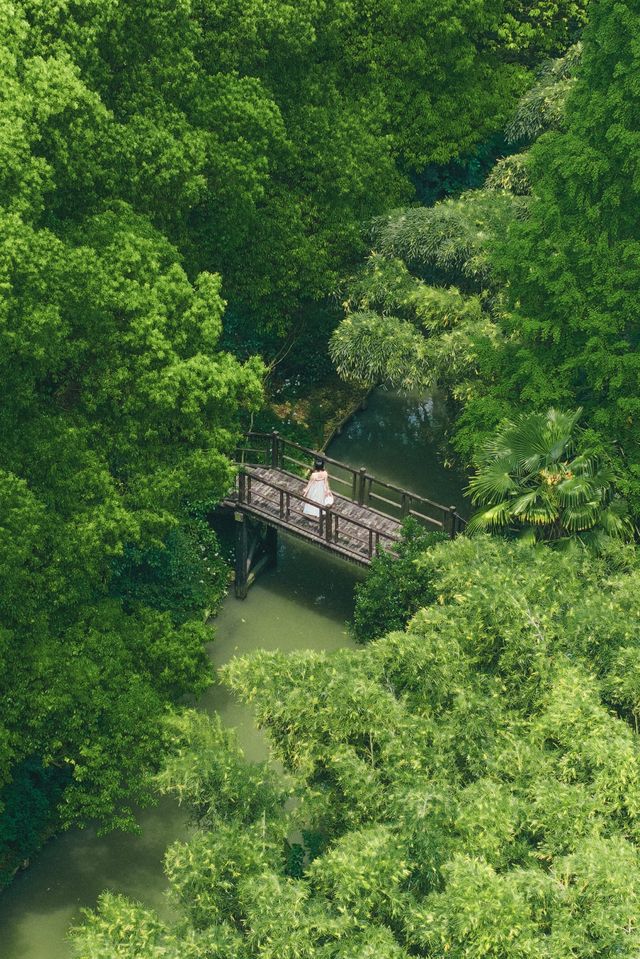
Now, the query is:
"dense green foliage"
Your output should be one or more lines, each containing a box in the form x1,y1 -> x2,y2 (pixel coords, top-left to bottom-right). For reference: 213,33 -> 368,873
328,43 -> 581,402
498,0 -> 586,62
467,408 -> 632,544
0,759 -> 70,887
0,0 -> 583,876
73,535 -> 640,957
7,3 -> 638,954
332,2 -> 640,517
0,0 -> 265,876
1,0 -> 541,345
350,521 -> 443,643
110,519 -> 229,625
481,0 -> 640,508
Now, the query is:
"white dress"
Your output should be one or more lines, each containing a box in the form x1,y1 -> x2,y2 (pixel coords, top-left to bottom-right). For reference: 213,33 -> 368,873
302,470 -> 334,517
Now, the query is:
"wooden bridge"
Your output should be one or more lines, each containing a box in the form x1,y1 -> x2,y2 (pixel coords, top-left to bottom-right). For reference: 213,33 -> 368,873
223,431 -> 466,597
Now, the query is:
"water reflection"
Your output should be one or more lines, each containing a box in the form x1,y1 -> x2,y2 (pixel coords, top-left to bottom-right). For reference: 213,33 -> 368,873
330,389 -> 467,513
0,796 -> 188,959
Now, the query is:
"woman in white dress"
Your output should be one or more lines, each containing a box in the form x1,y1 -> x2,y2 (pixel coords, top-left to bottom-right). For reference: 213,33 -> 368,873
302,458 -> 334,518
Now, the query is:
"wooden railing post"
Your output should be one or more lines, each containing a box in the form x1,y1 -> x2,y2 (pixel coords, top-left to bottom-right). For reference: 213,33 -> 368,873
271,430 -> 280,468
357,467 -> 367,506
236,431 -> 466,543
325,509 -> 333,544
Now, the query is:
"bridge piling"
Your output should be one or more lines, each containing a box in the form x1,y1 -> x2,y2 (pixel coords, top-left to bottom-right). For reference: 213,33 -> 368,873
234,511 -> 249,599
265,524 -> 278,569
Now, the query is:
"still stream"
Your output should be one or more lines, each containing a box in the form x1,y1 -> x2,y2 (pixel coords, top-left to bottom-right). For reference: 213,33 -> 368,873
0,389 -> 466,958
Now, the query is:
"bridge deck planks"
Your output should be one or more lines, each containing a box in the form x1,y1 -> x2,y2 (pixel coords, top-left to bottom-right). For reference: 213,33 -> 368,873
226,466 -> 401,566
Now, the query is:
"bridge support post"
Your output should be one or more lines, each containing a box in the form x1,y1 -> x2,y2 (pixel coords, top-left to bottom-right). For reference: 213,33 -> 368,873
265,524 -> 278,569
234,511 -> 249,599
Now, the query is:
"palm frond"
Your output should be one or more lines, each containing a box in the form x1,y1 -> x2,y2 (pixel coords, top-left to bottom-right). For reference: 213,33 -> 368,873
511,489 -> 545,515
467,466 -> 518,505
569,453 -> 597,477
467,501 -> 511,533
556,476 -> 595,506
496,416 -> 552,469
598,503 -> 634,540
465,406 -> 621,548
562,503 -> 600,532
521,495 -> 560,526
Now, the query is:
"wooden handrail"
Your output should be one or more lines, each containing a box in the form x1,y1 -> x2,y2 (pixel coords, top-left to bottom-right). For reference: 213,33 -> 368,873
235,431 -> 466,536
238,471 -> 399,540
236,469 -> 400,558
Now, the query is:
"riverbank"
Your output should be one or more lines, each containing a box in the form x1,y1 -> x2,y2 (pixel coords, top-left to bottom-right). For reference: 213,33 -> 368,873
257,373 -> 369,452
0,373 -> 365,897
0,535 -> 363,959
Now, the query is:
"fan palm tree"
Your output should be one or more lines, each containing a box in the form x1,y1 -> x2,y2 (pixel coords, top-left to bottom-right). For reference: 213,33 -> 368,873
466,408 -> 632,545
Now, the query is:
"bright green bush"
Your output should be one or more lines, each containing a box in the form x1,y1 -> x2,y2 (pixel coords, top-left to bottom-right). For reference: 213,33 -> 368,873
72,536 -> 640,958
350,520 -> 444,643
467,408 -> 632,545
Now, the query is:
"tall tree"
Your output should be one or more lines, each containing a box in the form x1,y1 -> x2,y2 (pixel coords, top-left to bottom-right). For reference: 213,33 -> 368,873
0,0 -> 263,874
328,42 -> 582,408
486,0 -> 640,506
18,0 -> 537,341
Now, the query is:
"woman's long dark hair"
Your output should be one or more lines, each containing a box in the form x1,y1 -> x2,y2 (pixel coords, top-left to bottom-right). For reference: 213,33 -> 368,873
314,457 -> 325,471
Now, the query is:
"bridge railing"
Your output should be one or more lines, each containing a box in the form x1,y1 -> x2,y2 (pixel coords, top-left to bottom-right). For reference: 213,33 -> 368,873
236,469 -> 400,560
235,431 -> 466,538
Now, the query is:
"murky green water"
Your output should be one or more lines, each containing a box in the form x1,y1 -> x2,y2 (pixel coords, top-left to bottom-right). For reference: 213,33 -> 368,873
0,389 -> 466,958
330,388 -> 467,513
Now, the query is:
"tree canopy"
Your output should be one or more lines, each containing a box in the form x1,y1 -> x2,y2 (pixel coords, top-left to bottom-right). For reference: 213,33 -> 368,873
0,0 -> 264,875
3,0 -> 626,938
4,0 -> 543,342
484,0 -> 640,508
72,535 -> 640,958
331,2 -> 640,515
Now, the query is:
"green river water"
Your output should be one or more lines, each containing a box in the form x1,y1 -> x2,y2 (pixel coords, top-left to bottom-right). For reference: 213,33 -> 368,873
0,389 -> 466,959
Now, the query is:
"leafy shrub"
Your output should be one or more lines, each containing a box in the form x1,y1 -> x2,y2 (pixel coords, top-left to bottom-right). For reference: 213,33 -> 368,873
467,408 -> 633,547
350,520 -> 445,643
0,758 -> 70,889
110,521 -> 228,625
74,536 -> 640,959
